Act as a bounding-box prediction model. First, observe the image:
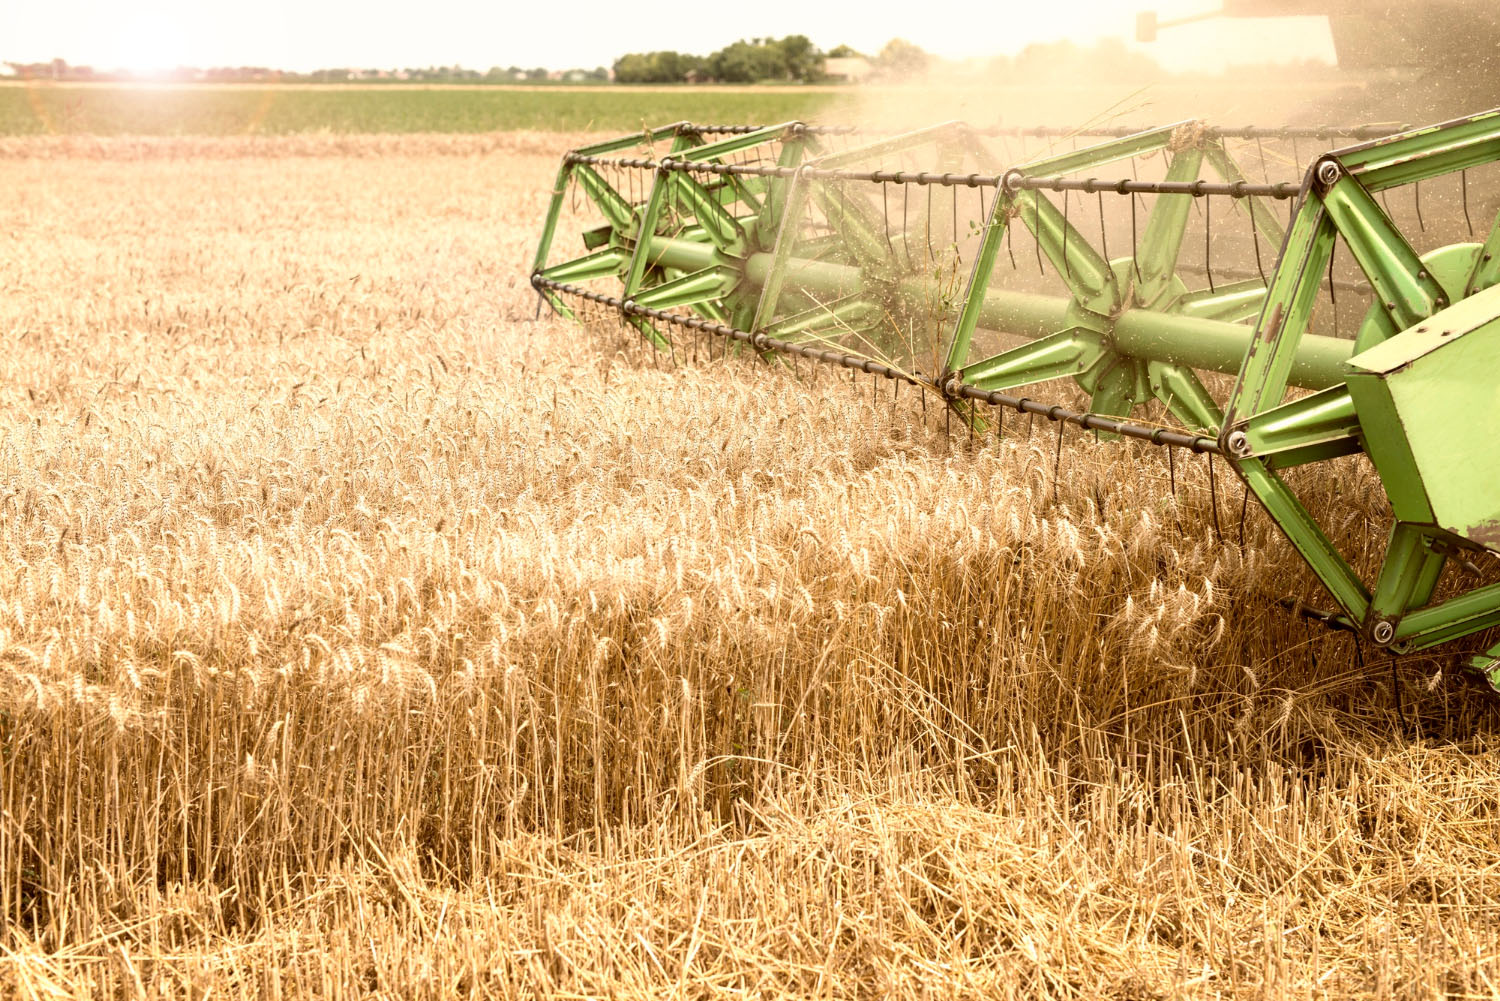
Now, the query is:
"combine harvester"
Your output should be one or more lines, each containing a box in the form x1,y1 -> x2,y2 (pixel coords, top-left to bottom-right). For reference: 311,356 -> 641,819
531,109 -> 1500,687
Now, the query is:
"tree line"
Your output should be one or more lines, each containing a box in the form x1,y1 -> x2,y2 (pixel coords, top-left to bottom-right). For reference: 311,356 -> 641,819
612,37 -> 931,84
613,36 -> 818,84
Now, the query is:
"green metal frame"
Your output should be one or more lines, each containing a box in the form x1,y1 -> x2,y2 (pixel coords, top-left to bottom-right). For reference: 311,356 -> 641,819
1223,109 -> 1500,681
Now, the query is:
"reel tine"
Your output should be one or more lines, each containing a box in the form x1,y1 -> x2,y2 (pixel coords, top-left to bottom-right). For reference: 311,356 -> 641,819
1034,194 -> 1045,277
1131,192 -> 1142,284
1207,452 -> 1221,544
1462,168 -> 1475,238
1062,189 -> 1071,281
927,183 -> 936,265
1052,418 -> 1065,505
1328,235 -> 1338,331
882,182 -> 895,258
1204,190 -> 1215,294
902,182 -> 912,270
1251,207 -> 1267,286
952,185 -> 962,268
1097,189 -> 1108,262
1238,478 -> 1250,547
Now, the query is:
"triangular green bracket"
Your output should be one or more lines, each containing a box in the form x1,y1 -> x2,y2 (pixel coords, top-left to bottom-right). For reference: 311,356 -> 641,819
1224,110 -> 1500,661
961,326 -> 1108,391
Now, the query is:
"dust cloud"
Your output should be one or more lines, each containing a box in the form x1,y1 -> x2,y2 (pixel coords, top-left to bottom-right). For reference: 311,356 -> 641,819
827,8 -> 1500,143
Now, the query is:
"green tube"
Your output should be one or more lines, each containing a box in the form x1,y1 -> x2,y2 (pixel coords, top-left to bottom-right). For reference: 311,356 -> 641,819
639,234 -> 1353,390
1112,311 -> 1352,390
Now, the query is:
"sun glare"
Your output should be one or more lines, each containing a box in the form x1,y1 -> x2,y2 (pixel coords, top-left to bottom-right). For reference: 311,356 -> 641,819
107,15 -> 191,76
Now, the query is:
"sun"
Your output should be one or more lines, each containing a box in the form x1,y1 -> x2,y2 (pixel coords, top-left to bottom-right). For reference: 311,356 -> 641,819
107,14 -> 191,76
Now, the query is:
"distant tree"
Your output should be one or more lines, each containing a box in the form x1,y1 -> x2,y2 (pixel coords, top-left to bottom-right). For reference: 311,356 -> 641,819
8,59 -> 68,80
613,35 -> 823,84
707,36 -> 820,82
776,35 -> 822,82
526,67 -> 549,80
589,66 -> 610,80
876,38 -> 930,79
612,54 -> 643,82
613,50 -> 704,83
708,39 -> 780,82
826,44 -> 862,59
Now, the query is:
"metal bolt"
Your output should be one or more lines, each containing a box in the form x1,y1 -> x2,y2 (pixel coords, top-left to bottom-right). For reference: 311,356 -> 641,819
1316,160 -> 1341,186
1226,430 -> 1251,457
1371,619 -> 1396,645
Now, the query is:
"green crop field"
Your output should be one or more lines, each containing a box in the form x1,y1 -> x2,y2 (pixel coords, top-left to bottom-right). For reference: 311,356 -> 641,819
0,82 -> 852,136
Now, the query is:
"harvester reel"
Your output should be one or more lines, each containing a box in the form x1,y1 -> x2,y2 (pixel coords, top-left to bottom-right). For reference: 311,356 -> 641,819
532,110 -> 1500,689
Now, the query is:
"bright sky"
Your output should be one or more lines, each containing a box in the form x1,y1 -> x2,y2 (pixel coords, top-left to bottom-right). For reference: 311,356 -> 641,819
1,1 -> 1336,74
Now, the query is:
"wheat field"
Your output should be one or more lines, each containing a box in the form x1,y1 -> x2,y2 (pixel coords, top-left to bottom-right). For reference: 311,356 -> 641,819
1,131 -> 1500,999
